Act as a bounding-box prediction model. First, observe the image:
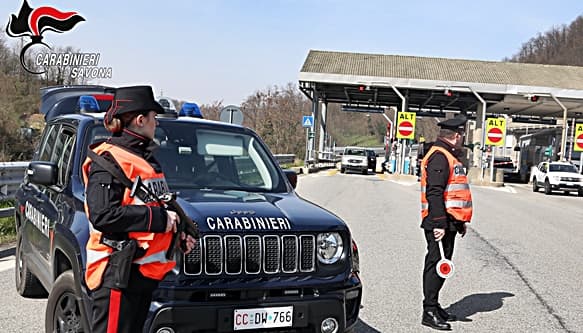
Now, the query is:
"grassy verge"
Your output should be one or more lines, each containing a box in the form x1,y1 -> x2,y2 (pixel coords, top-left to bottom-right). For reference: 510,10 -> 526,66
0,199 -> 16,245
280,159 -> 305,169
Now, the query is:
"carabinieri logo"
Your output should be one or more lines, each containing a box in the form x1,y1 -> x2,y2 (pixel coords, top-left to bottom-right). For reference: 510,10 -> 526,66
5,0 -> 85,74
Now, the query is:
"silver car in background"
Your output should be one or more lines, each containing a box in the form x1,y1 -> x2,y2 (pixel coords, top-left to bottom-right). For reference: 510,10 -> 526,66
340,146 -> 369,174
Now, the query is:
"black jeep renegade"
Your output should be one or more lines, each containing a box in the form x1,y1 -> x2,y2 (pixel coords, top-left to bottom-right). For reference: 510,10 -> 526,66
14,85 -> 362,333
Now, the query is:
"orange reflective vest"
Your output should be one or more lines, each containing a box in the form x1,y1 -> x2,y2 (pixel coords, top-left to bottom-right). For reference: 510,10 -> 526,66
420,145 -> 472,222
82,143 -> 175,290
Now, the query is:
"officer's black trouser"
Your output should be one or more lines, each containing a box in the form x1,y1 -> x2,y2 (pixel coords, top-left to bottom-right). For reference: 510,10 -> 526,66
91,264 -> 158,333
422,229 -> 457,312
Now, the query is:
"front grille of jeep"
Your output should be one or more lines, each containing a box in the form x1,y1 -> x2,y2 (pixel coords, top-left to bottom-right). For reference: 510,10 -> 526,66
184,234 -> 316,275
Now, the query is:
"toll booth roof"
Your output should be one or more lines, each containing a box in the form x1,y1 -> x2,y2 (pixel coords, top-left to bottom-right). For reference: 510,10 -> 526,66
299,50 -> 583,120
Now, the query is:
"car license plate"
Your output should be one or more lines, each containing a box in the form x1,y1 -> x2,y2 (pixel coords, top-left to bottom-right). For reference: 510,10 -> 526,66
234,306 -> 293,330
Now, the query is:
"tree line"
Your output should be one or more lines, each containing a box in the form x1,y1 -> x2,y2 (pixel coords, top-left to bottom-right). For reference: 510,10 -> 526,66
0,30 -> 389,162
507,15 -> 583,66
2,14 -> 583,162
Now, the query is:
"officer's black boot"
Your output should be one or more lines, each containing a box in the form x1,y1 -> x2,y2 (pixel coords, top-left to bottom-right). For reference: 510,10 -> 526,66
437,306 -> 457,321
422,310 -> 452,331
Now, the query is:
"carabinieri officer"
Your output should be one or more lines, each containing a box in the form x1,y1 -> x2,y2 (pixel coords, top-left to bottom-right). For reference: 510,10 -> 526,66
419,114 -> 473,331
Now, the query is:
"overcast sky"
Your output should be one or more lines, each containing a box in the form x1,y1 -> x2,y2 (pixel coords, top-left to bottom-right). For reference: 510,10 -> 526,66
2,0 -> 582,105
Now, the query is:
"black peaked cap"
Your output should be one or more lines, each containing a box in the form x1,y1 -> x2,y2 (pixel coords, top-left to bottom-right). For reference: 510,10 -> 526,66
108,85 -> 164,118
438,114 -> 467,131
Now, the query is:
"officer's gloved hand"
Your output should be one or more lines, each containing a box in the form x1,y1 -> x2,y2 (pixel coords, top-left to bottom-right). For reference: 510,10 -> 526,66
454,222 -> 467,237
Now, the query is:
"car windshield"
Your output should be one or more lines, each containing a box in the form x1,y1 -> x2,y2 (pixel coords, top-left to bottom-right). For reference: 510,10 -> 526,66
345,148 -> 365,156
85,121 -> 286,192
549,164 -> 579,173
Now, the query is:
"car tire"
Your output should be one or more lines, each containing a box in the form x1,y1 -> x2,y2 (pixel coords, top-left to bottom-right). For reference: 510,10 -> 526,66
46,270 -> 86,333
15,233 -> 47,298
340,168 -> 345,173
532,179 -> 539,192
578,189 -> 583,197
544,179 -> 552,195
362,169 -> 367,175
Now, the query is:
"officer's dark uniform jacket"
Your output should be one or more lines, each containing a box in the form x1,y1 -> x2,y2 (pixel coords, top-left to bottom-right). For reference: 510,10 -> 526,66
83,128 -> 170,290
420,138 -> 470,232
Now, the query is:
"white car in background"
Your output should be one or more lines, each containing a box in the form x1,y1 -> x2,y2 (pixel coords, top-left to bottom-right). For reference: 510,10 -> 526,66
532,161 -> 583,196
340,146 -> 369,174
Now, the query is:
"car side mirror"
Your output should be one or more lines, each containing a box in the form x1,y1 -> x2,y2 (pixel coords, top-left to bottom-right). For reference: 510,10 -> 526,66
26,161 -> 58,186
513,146 -> 520,152
283,169 -> 297,189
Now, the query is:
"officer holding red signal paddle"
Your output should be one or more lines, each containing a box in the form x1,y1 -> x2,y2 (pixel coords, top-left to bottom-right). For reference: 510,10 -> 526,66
420,114 -> 473,331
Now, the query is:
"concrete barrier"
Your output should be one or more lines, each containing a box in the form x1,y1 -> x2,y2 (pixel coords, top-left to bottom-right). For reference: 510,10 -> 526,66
467,167 -> 504,187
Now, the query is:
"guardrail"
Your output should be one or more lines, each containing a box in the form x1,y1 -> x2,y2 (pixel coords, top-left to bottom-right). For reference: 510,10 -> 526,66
0,155 -> 297,200
0,207 -> 15,219
274,154 -> 296,165
0,161 -> 28,201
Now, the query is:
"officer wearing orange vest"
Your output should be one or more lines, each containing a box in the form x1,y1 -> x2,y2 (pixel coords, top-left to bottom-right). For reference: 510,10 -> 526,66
82,86 -> 196,333
420,114 -> 472,331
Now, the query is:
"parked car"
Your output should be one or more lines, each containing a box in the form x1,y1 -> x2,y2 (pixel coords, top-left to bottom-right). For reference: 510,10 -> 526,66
14,85 -> 363,333
532,161 -> 583,196
340,147 -> 368,174
493,156 -> 518,181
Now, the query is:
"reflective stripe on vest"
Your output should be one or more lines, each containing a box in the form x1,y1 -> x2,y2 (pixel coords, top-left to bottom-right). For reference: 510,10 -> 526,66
420,145 -> 473,222
82,142 -> 176,290
133,250 -> 170,265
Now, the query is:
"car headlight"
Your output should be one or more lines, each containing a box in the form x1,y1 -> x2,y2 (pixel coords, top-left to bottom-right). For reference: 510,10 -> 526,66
317,232 -> 343,264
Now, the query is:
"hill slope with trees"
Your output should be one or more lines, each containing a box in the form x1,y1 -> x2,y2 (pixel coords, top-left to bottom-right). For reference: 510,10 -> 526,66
506,15 -> 583,66
2,14 -> 583,162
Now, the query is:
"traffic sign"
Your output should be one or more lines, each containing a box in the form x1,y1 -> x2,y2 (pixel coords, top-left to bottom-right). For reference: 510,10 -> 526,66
485,117 -> 506,146
302,115 -> 314,128
219,105 -> 243,125
396,111 -> 416,140
574,123 -> 583,152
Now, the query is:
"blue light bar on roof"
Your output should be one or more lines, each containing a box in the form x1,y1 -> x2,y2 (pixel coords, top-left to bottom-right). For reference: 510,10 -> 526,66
79,95 -> 100,112
179,102 -> 203,118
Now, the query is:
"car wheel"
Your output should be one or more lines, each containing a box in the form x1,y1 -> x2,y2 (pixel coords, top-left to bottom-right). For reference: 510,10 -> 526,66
362,169 -> 368,175
340,168 -> 345,173
46,270 -> 86,333
544,179 -> 552,195
532,179 -> 539,192
15,233 -> 47,298
578,189 -> 583,197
